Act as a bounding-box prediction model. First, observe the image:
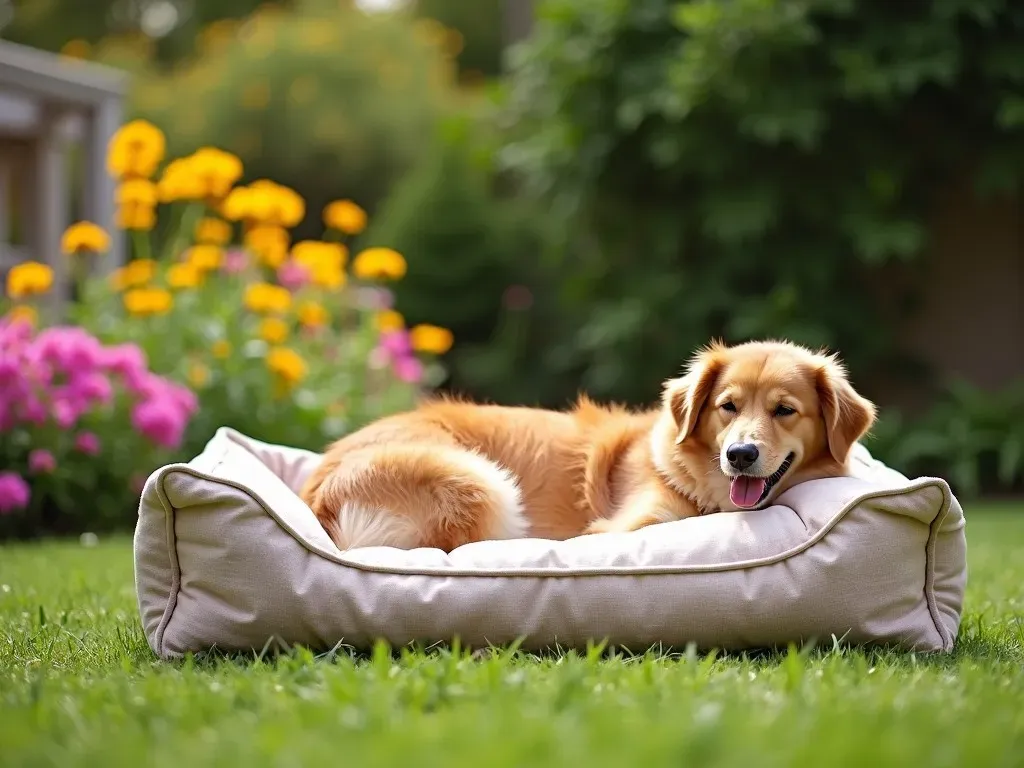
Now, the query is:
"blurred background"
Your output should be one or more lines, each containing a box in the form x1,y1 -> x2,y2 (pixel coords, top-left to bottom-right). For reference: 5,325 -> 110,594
1,0 -> 1023,539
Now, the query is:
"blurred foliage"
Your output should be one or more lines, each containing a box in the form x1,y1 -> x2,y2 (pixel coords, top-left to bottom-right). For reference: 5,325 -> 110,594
413,0 -> 504,79
365,113 -> 569,405
129,3 -> 461,240
496,0 -> 1024,407
0,0 -> 294,67
867,379 -> 1024,499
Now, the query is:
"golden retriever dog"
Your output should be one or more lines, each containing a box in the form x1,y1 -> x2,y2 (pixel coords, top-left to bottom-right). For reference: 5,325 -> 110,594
300,339 -> 876,551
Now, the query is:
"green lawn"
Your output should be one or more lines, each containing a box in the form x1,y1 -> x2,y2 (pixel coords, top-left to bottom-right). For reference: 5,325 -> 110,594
1,506 -> 1023,768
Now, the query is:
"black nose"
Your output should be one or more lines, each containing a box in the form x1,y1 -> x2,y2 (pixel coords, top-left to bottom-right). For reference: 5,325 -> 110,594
726,443 -> 759,471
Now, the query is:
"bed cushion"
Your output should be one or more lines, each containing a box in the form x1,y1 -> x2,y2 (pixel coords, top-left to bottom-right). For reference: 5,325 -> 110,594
133,427 -> 967,658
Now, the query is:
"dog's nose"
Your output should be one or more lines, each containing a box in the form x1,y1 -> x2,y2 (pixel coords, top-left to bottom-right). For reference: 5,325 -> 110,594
726,443 -> 759,471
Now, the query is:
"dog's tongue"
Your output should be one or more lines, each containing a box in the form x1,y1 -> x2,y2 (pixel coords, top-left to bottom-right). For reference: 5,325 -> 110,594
730,476 -> 766,508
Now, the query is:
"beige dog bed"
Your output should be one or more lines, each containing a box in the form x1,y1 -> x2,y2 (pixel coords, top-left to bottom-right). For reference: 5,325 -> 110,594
133,427 -> 967,659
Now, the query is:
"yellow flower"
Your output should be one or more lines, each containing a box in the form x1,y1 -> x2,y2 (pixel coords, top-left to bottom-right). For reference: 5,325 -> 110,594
291,240 -> 347,270
352,247 -> 407,281
212,339 -> 232,359
6,261 -> 54,299
156,148 -> 244,204
188,147 -> 244,200
110,259 -> 157,291
185,244 -> 224,272
167,262 -> 204,290
310,261 -> 346,289
123,286 -> 173,316
410,324 -> 454,355
297,300 -> 329,328
221,186 -> 253,220
116,178 -> 159,207
187,363 -> 210,388
258,317 -> 289,344
61,221 -> 111,255
116,202 -> 156,231
266,346 -> 307,385
107,119 -> 166,180
226,180 -> 305,227
374,309 -> 405,332
323,199 -> 367,235
195,217 -> 232,245
291,240 -> 347,288
4,304 -> 38,327
244,282 -> 292,314
157,158 -> 207,203
244,225 -> 290,268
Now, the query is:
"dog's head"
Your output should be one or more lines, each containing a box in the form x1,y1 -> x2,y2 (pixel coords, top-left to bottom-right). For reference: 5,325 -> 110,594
656,340 -> 877,512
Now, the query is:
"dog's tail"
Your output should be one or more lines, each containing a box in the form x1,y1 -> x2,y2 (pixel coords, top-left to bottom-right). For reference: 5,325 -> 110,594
303,445 -> 527,552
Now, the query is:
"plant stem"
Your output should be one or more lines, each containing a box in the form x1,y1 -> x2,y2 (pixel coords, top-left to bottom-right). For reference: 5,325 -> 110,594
132,230 -> 153,263
164,202 -> 205,262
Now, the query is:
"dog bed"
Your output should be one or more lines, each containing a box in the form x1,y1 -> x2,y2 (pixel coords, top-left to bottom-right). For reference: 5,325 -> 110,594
133,427 -> 967,659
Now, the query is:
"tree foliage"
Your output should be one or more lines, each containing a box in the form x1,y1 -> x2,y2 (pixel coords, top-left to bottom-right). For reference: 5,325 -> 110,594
498,0 -> 1024,405
130,4 -> 458,238
1,0 -> 295,66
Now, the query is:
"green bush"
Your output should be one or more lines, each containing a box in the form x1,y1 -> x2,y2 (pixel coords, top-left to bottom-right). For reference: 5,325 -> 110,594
866,380 -> 1024,498
496,0 -> 1024,407
132,3 -> 460,241
413,0 -> 505,78
365,114 -> 569,404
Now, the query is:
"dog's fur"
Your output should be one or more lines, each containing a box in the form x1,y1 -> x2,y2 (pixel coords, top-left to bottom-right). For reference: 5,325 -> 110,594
300,340 -> 877,551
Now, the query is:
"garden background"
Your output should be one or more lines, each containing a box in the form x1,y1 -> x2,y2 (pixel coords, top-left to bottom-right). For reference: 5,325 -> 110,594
1,0 -> 1024,539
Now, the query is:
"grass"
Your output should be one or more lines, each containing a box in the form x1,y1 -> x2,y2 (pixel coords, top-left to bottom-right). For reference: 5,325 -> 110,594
1,506 -> 1023,767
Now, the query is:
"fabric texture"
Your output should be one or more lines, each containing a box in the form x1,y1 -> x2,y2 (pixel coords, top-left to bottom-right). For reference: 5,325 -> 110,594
133,427 -> 967,658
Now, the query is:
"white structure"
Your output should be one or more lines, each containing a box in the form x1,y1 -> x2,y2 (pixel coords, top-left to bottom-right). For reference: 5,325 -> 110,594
0,39 -> 127,312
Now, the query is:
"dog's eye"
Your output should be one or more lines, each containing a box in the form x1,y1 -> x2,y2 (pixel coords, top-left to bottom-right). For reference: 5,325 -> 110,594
774,404 -> 796,417
720,402 -> 737,413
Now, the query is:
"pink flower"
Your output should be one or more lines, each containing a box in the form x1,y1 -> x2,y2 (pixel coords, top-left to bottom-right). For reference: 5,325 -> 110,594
97,343 -> 148,388
68,372 -> 114,406
0,317 -> 33,348
74,432 -> 101,456
28,449 -> 56,474
0,471 -> 30,514
393,355 -> 424,384
132,373 -> 197,416
131,398 -> 187,449
35,327 -> 102,373
0,351 -> 19,387
379,330 -> 412,358
21,395 -> 47,426
221,248 -> 248,274
51,398 -> 79,429
276,260 -> 310,291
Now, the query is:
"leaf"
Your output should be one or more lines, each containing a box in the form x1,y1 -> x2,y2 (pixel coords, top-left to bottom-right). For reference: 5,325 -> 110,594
951,456 -> 981,498
671,1 -> 723,33
997,434 -> 1024,488
997,95 -> 1024,128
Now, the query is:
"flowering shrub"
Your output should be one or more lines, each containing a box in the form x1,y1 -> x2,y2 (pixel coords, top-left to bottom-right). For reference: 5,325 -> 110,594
0,317 -> 196,534
0,119 -> 454,537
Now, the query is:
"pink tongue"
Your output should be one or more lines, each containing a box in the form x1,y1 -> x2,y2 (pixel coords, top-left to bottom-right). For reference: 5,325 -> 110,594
730,476 -> 767,508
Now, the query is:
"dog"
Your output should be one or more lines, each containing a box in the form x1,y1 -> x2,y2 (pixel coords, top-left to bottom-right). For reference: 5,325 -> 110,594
299,339 -> 877,551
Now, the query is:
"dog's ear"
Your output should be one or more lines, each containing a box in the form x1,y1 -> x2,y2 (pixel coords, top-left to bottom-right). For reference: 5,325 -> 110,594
815,356 -> 877,464
664,343 -> 724,445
